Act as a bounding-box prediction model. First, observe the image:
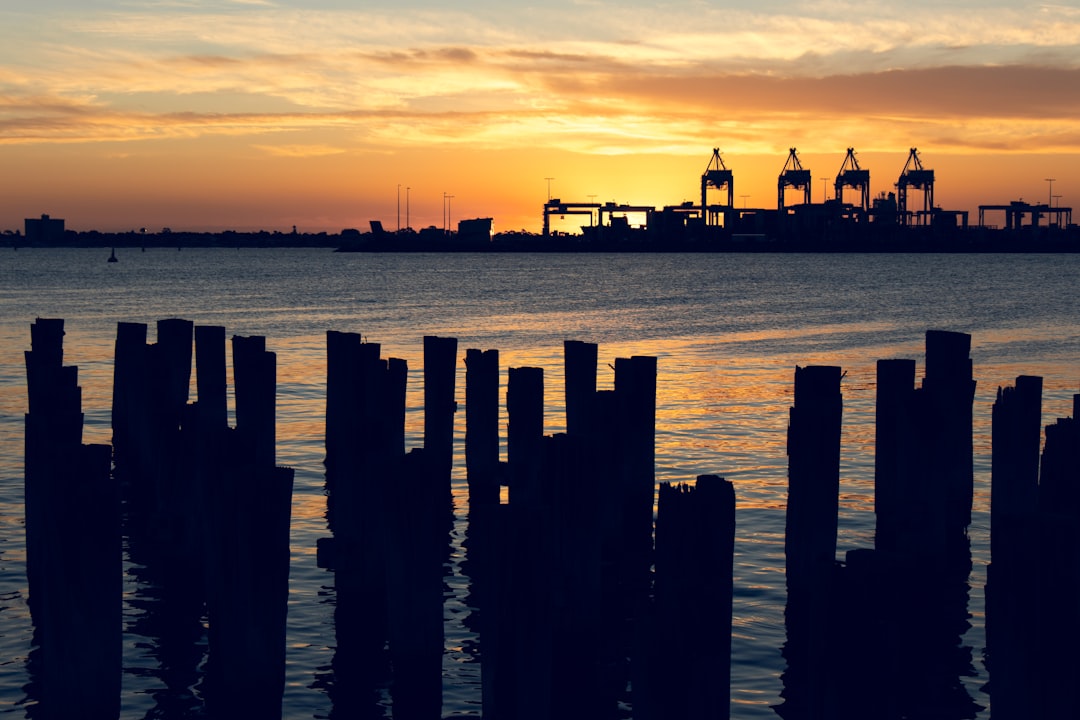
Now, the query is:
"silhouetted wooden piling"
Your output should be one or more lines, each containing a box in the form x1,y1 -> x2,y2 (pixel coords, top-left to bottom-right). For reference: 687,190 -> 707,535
614,355 -> 657,595
921,329 -> 975,549
114,319 -> 197,553
785,365 -> 843,588
782,365 -> 842,720
564,340 -> 598,438
423,334 -> 458,484
385,449 -> 445,719
1032,404 -> 1080,720
156,317 -> 194,414
990,375 -> 1042,544
465,348 -> 500,508
986,375 -> 1043,720
112,321 -> 150,491
195,325 -> 228,430
874,358 -> 917,554
322,331 -> 411,705
648,475 -> 736,720
232,334 -> 275,469
544,431 -> 616,719
204,335 -> 293,719
482,500 -> 553,720
24,319 -> 121,720
507,365 -> 544,506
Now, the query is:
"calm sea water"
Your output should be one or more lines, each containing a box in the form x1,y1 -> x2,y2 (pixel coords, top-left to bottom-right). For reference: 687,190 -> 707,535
0,249 -> 1077,718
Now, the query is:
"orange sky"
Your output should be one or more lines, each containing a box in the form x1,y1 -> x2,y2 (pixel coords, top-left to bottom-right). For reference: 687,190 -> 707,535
2,2 -> 1079,234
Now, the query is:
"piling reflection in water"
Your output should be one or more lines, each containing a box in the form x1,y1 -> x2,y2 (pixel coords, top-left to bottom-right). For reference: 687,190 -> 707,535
987,377 -> 1080,720
24,320 -> 294,719
778,333 -> 984,720
19,316 -> 1080,719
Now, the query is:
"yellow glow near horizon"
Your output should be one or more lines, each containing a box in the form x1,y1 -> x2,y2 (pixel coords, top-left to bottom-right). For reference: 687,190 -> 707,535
3,3 -> 1080,232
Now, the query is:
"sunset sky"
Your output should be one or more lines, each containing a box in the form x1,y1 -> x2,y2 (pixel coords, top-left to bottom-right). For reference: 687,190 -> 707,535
2,0 -> 1079,234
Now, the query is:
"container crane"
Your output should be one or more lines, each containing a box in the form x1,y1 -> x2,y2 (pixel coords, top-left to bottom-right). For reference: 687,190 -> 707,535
778,148 -> 811,211
897,148 -> 934,226
701,148 -> 734,226
835,148 -> 870,211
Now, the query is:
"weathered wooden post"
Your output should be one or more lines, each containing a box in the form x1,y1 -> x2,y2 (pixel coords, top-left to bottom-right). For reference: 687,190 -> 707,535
507,365 -> 544,507
920,329 -> 976,556
203,335 -> 293,719
986,375 -> 1043,720
384,448 -> 446,719
24,318 -> 121,720
482,499 -> 553,720
874,358 -> 917,554
1032,400 -> 1080,720
785,364 -> 843,588
194,324 -> 228,431
866,333 -> 979,719
232,334 -> 275,469
423,334 -> 458,486
564,340 -> 598,439
614,355 -> 657,597
647,475 -> 736,720
322,331 -> 414,712
156,317 -> 194,415
465,348 -> 500,508
112,321 -> 150,494
545,430 -> 619,719
781,364 -> 843,720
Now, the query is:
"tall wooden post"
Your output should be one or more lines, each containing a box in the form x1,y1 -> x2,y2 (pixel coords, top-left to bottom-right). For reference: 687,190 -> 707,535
423,335 -> 458,485
920,329 -> 976,552
781,364 -> 843,720
195,325 -> 228,431
112,321 -> 150,492
785,364 -> 843,588
986,375 -> 1043,720
1033,404 -> 1080,720
465,348 -> 500,508
650,475 -> 736,720
322,331 -> 410,710
204,335 -> 293,719
614,355 -> 657,596
232,334 -> 275,469
874,358 -> 917,554
385,449 -> 446,719
564,340 -> 597,439
24,318 -> 121,720
507,366 -> 544,507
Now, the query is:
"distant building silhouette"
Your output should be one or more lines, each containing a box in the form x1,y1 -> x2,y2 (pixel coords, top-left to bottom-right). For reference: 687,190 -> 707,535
24,214 -> 65,246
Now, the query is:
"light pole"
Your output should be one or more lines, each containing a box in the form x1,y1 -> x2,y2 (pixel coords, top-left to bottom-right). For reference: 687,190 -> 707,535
820,178 -> 828,203
1045,178 -> 1056,207
443,192 -> 455,233
397,184 -> 401,232
406,187 -> 411,231
740,194 -> 749,209
544,177 -> 555,201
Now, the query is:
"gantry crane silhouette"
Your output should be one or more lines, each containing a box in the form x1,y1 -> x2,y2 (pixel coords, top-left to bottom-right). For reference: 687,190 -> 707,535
701,148 -> 734,226
778,148 -> 811,211
897,148 -> 934,226
835,148 -> 870,212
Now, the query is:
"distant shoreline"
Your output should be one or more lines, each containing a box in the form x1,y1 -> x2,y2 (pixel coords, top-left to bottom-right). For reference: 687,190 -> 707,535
3,225 -> 1079,253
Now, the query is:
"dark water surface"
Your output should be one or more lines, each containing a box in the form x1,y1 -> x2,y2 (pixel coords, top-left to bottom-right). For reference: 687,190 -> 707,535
1,250 -> 1077,717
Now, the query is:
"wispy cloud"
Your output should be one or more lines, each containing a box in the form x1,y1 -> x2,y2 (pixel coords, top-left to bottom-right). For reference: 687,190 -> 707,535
3,2 -> 1080,156
251,142 -> 347,157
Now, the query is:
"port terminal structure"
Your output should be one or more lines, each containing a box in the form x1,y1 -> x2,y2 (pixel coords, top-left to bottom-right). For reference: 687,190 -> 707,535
541,146 -> 964,240
540,147 -> 1078,243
